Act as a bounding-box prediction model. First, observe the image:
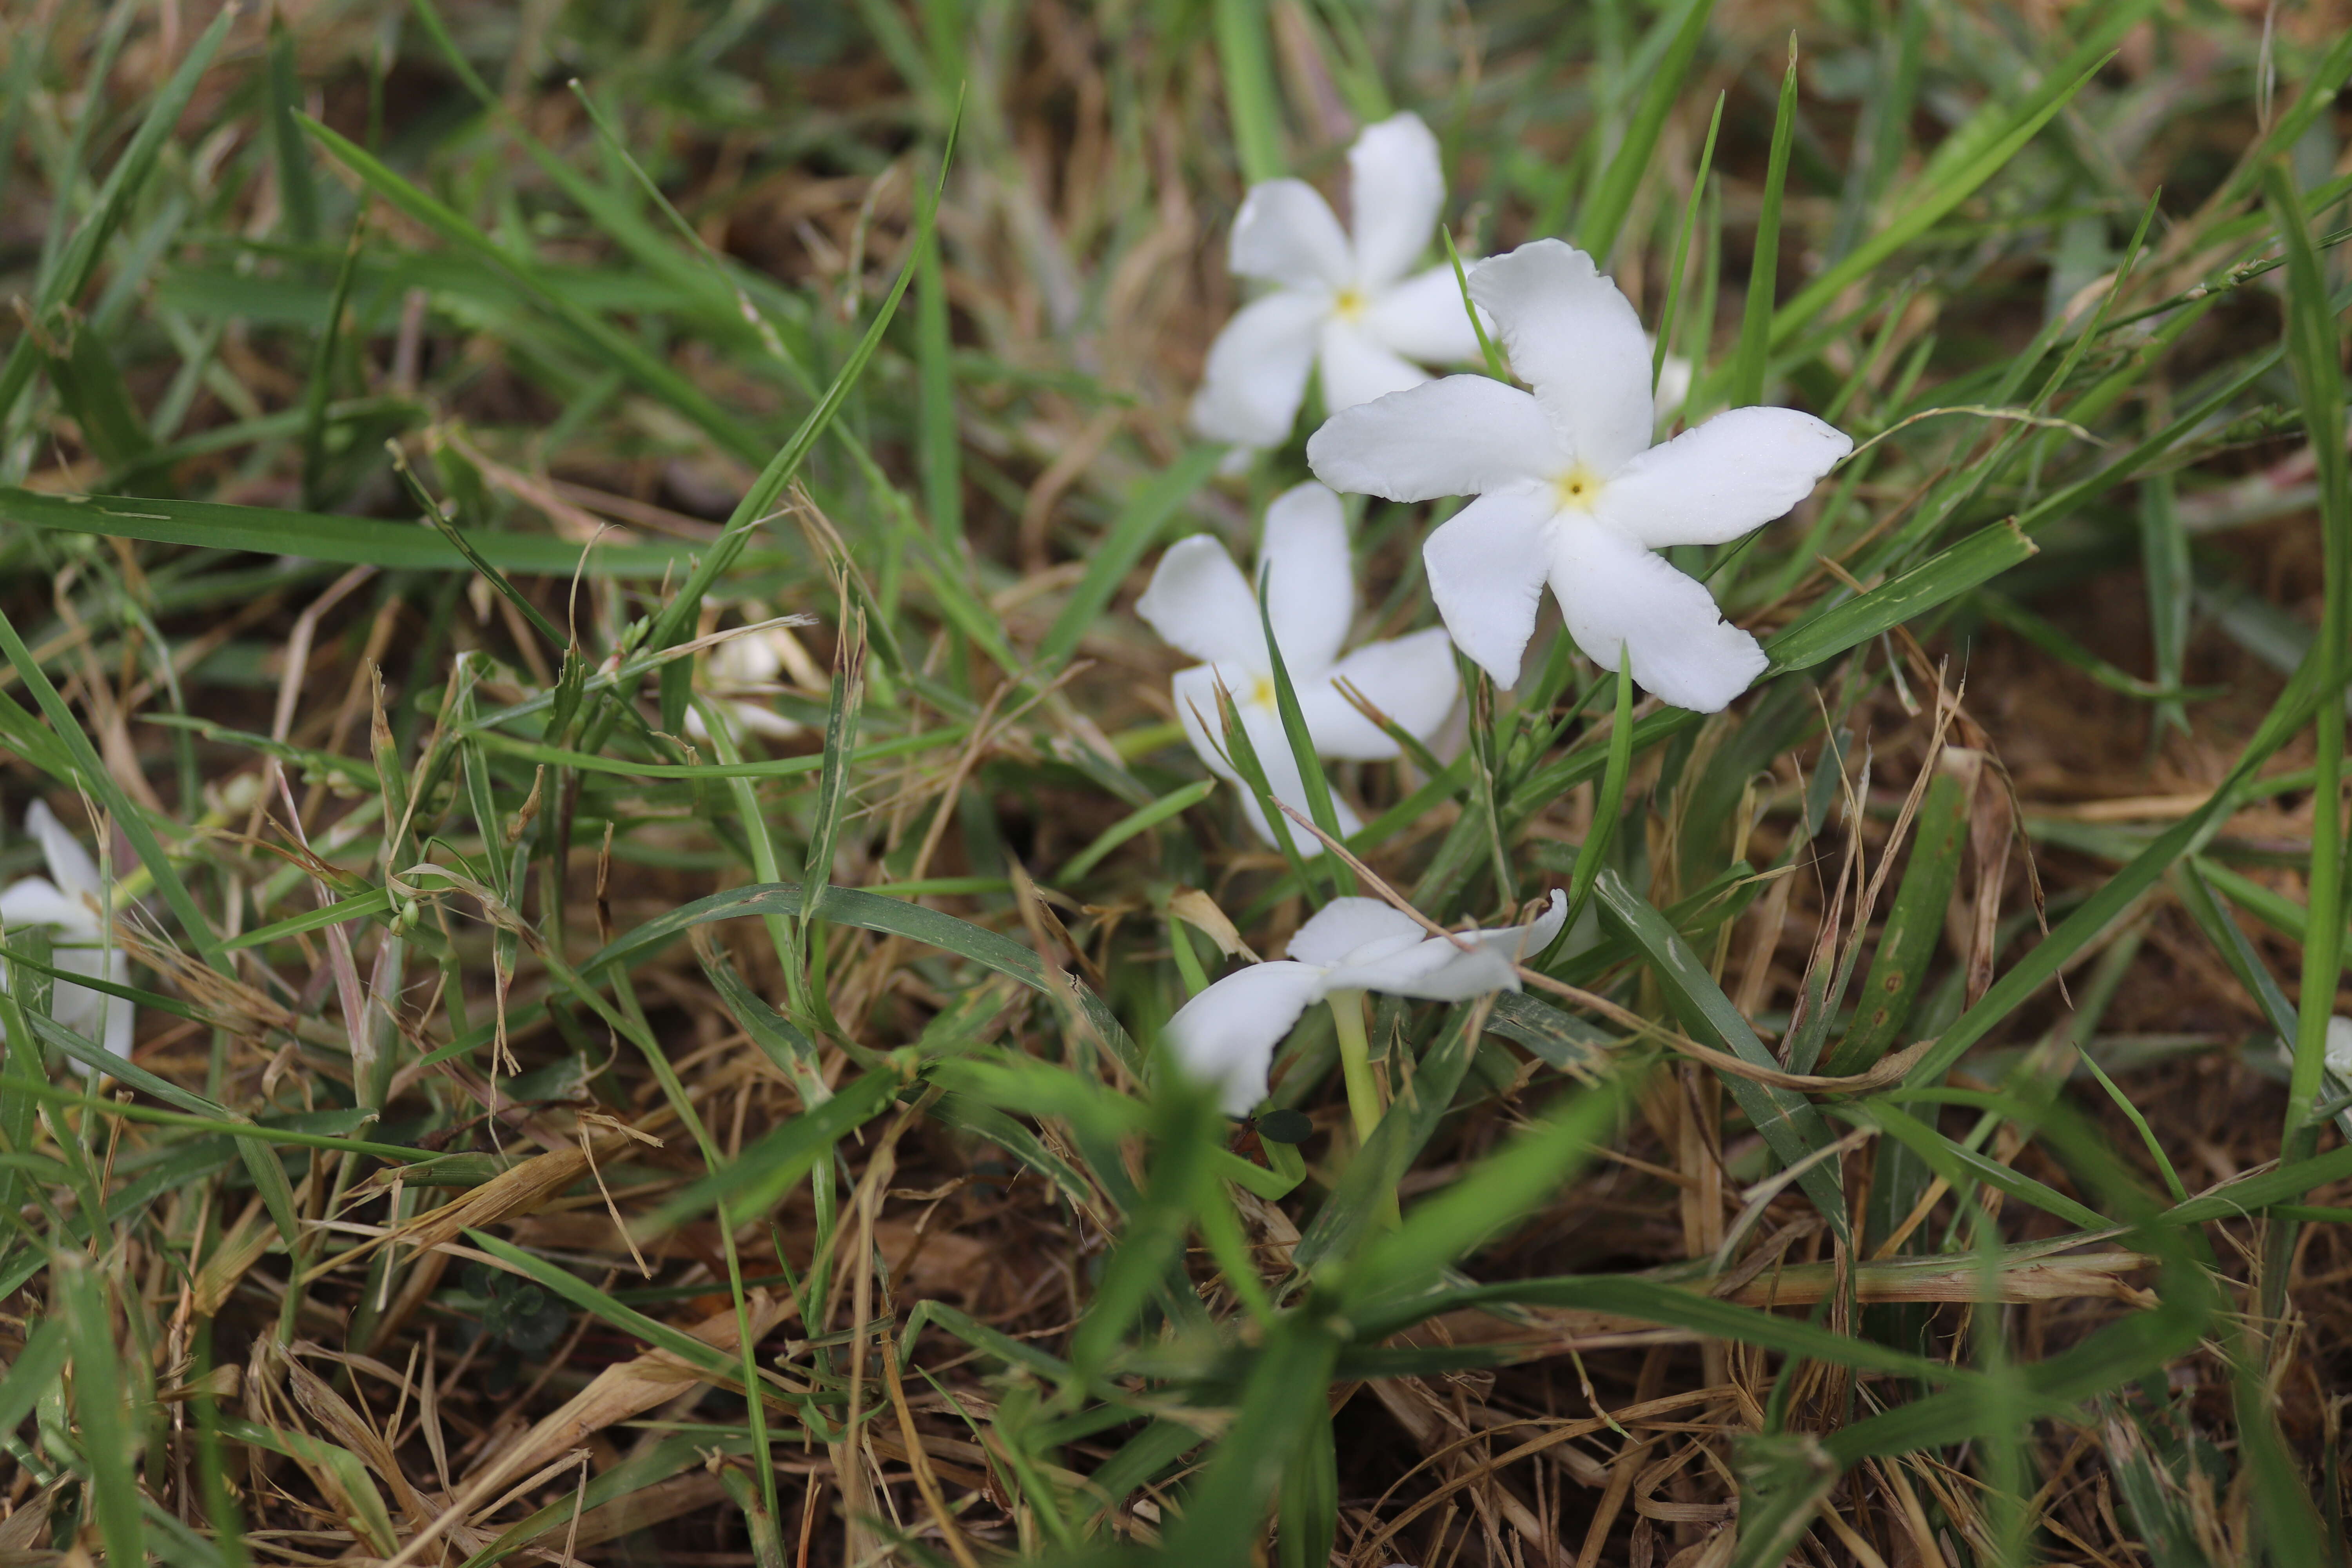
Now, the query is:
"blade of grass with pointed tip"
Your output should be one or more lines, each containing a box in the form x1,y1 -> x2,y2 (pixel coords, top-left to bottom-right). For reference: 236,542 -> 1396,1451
917,178 -> 961,546
1655,91 -> 1724,390
267,13 -> 319,245
1593,871 -> 1847,1228
1257,566 -> 1352,896
300,219 -> 367,508
1730,39 -> 1799,409
655,110 -> 962,659
1765,519 -> 2037,675
1057,779 -> 1216,884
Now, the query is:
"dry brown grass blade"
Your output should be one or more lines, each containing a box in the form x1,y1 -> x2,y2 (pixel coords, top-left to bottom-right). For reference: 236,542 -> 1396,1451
341,1126 -> 648,1273
458,1289 -> 793,1521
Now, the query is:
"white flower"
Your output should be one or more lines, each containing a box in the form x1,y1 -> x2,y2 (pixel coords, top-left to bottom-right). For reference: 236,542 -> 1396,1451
682,610 -> 821,743
1164,891 -> 1566,1115
1307,238 -> 1852,713
0,802 -> 132,1070
2326,1016 -> 2352,1079
1138,482 -> 1458,852
1191,112 -> 1487,450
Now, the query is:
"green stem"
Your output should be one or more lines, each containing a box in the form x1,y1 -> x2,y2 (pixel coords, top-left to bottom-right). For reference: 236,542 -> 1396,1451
1328,991 -> 1381,1145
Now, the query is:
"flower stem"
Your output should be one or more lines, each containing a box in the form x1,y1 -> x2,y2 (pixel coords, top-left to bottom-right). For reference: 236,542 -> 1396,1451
1327,989 -> 1382,1145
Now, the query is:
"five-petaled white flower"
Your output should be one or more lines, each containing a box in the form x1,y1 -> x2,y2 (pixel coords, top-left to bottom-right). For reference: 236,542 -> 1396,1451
1308,239 -> 1852,713
1192,112 -> 1486,451
0,801 -> 132,1070
1165,891 -> 1566,1116
1138,482 -> 1457,853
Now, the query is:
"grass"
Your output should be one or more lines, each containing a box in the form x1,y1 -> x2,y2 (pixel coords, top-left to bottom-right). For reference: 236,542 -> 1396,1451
1,0 -> 2350,1563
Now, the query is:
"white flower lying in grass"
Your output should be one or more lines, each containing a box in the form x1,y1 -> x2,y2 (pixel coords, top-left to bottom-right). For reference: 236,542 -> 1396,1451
0,802 -> 132,1071
1165,891 -> 1566,1116
1192,112 -> 1487,450
1138,481 -> 1457,852
1308,238 -> 1852,713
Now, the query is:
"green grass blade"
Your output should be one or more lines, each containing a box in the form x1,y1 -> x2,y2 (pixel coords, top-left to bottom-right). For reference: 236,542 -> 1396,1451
1212,0 -> 1285,183
1578,0 -> 1717,263
1729,38 -> 1798,409
1594,870 -> 1847,1227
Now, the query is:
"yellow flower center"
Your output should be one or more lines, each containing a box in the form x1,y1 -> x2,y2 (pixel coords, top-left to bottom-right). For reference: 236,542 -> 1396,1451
1331,287 -> 1368,321
1552,462 -> 1604,511
1247,673 -> 1279,710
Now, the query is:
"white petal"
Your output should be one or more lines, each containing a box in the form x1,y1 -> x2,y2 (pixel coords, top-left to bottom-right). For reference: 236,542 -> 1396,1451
1287,897 -> 1425,967
0,875 -> 82,932
1230,179 -> 1352,287
1325,931 -> 1520,1001
1347,111 -> 1446,288
1595,406 -> 1853,548
1465,889 -> 1569,962
1469,240 -> 1654,475
1299,627 -> 1460,759
51,941 -> 132,1063
1421,485 -> 1562,690
1162,961 -> 1329,1116
1192,289 -> 1328,447
27,800 -> 102,900
1139,535 -> 1266,669
1307,375 -> 1560,502
1317,317 -> 1428,416
1171,667 -> 1361,855
1258,482 -> 1354,677
1652,350 -> 1694,433
1550,519 -> 1766,713
2329,1016 -> 2352,1077
1235,783 -> 1361,853
1362,263 -> 1488,364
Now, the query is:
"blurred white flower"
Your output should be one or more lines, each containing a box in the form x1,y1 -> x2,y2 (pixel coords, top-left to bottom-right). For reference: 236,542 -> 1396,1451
0,802 -> 132,1071
2325,1016 -> 2352,1079
1138,482 -> 1457,852
1192,112 -> 1486,451
1165,891 -> 1565,1116
1308,239 -> 1851,713
683,615 -> 817,743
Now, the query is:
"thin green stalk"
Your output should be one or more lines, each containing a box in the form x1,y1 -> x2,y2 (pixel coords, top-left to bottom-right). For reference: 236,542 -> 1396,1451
1327,990 -> 1380,1144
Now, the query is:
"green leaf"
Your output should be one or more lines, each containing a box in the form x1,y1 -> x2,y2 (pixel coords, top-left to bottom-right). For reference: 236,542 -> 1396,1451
0,485 -> 692,575
640,1070 -> 902,1233
1056,779 -> 1217,884
1212,0 -> 1285,183
1592,871 -> 1847,1228
1765,519 -> 2037,675
1730,37 -> 1799,408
